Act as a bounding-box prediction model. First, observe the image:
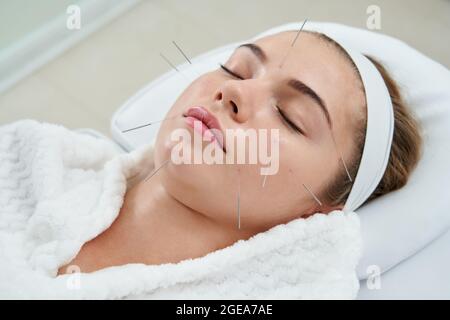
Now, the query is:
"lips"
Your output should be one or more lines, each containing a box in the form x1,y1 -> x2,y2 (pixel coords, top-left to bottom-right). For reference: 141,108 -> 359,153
183,106 -> 226,152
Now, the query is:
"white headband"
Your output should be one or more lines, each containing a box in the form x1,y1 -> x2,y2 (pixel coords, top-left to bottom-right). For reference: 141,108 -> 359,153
317,33 -> 395,212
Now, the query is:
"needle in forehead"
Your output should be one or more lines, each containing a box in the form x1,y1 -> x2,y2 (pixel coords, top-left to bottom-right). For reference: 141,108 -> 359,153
279,19 -> 308,69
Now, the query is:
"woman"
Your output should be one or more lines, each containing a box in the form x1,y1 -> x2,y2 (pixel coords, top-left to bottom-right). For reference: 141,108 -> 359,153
58,30 -> 422,274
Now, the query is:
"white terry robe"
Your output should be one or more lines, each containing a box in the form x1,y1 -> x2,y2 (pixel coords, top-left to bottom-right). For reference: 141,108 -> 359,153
0,120 -> 362,299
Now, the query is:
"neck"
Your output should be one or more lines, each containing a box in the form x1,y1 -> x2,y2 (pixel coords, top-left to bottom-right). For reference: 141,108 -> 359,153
123,173 -> 255,262
116,173 -> 257,265
62,171 -> 256,274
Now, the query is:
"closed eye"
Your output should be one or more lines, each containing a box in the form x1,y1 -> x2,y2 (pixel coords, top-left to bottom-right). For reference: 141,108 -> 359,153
276,106 -> 305,135
219,64 -> 244,80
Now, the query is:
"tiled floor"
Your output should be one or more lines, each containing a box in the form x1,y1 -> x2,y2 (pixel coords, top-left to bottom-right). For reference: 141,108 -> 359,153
0,0 -> 448,136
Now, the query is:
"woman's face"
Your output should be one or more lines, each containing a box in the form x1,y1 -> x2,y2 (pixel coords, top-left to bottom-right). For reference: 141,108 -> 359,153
154,31 -> 365,233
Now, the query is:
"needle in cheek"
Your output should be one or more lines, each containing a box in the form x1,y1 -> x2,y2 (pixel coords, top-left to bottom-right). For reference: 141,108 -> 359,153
330,131 -> 353,182
288,168 -> 323,207
301,183 -> 323,207
237,167 -> 241,230
261,174 -> 268,188
144,159 -> 171,182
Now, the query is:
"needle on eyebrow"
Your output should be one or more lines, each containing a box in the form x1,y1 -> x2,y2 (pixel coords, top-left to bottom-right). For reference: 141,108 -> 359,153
121,114 -> 182,133
279,19 -> 308,69
145,159 -> 170,182
172,40 -> 192,64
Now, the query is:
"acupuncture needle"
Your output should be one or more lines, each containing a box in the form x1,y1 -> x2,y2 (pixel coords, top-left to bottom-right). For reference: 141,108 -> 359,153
160,52 -> 192,82
301,183 -> 323,207
121,113 -> 183,133
145,159 -> 171,182
172,40 -> 192,65
261,174 -> 268,188
279,19 -> 308,69
329,126 -> 353,182
289,169 -> 322,207
237,168 -> 241,230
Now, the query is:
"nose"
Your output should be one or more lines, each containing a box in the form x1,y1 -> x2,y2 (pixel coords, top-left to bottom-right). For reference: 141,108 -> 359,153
214,82 -> 252,123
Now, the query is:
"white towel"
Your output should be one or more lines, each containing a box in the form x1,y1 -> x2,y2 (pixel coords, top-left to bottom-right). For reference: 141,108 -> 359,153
0,120 -> 362,299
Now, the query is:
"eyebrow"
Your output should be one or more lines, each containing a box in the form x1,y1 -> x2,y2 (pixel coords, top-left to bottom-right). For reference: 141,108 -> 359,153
287,79 -> 332,128
237,43 -> 332,128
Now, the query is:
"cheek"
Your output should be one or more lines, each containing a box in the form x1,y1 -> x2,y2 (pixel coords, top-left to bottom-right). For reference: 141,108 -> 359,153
153,130 -> 318,231
158,162 -> 241,226
245,140 -> 334,227
222,144 -> 313,230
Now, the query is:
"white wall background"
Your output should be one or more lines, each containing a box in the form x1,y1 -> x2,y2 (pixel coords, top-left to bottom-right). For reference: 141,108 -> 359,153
0,0 -> 140,93
0,0 -> 448,135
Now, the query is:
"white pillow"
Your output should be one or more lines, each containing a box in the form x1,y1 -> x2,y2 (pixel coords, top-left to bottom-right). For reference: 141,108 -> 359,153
111,22 -> 450,280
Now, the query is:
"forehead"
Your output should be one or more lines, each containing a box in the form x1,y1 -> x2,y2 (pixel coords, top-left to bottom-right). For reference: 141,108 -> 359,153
251,31 -> 365,133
